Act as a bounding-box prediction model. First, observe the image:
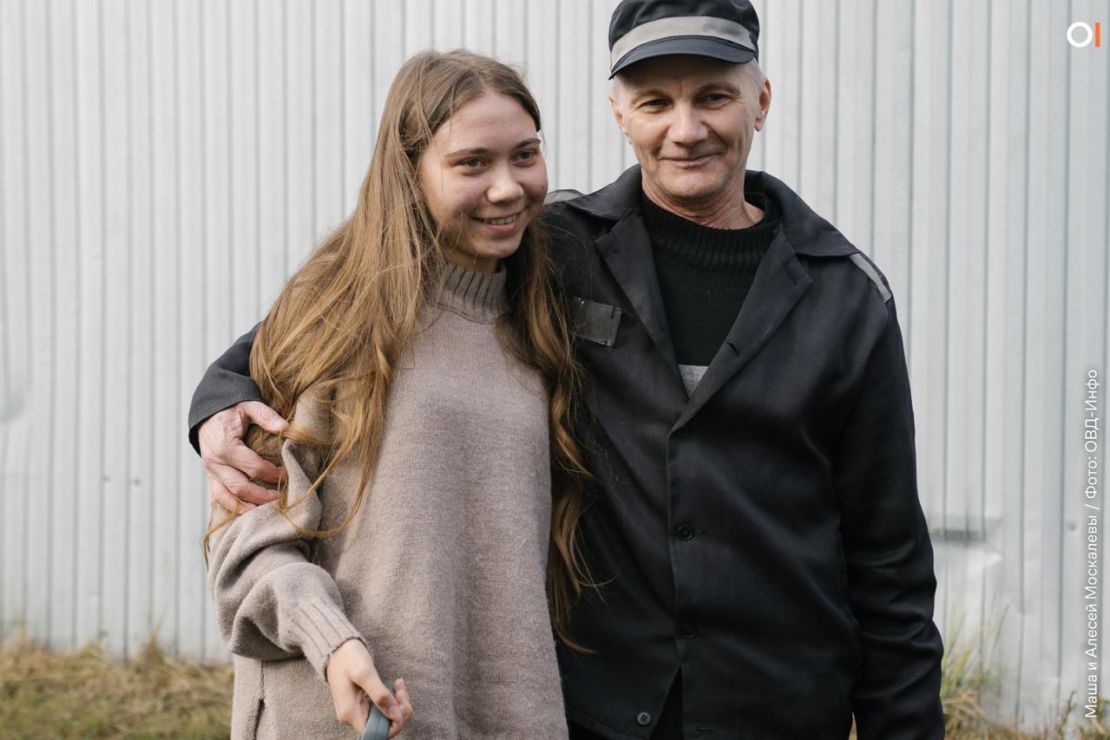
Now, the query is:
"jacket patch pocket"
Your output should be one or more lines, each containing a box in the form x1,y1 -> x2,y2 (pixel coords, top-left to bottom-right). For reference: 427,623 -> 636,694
571,297 -> 622,346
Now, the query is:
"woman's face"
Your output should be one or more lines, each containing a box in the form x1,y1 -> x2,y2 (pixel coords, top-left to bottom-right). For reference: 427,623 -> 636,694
418,92 -> 548,272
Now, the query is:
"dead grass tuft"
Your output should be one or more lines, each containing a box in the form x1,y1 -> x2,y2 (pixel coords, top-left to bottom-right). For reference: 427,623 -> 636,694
3,631 -> 1110,739
0,638 -> 231,739
937,621 -> 1110,739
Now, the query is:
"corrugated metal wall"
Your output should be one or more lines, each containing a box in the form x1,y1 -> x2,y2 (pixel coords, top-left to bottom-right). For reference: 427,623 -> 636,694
1,0 -> 1108,728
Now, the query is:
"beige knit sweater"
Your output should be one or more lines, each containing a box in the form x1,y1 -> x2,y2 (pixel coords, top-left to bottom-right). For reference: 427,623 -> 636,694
207,263 -> 567,739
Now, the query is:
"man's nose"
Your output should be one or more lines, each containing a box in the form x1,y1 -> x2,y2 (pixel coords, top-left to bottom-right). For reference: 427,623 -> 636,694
668,105 -> 708,145
487,165 -> 525,203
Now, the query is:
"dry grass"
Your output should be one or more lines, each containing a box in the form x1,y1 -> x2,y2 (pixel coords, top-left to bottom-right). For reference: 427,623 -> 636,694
0,639 -> 232,739
2,633 -> 1110,739
938,620 -> 1110,739
941,621 -> 1001,737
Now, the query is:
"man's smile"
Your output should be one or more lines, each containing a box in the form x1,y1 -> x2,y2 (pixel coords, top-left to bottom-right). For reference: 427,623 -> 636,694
661,153 -> 721,167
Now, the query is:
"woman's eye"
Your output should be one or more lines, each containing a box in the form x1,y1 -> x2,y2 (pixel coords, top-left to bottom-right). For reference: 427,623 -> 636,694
460,158 -> 484,168
514,149 -> 539,163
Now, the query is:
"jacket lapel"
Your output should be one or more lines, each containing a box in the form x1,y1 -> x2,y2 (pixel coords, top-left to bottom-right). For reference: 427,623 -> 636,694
566,166 -> 856,424
676,232 -> 812,427
595,212 -> 682,384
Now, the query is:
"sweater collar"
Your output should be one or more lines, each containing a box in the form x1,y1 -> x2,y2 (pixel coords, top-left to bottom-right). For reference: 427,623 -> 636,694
640,189 -> 778,271
563,165 -> 858,259
432,260 -> 508,322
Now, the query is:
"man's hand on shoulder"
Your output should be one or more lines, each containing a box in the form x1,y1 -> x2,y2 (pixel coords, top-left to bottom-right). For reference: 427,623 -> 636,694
200,401 -> 288,512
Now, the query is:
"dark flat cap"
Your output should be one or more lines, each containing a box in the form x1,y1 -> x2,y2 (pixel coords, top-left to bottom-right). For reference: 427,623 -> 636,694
609,0 -> 760,77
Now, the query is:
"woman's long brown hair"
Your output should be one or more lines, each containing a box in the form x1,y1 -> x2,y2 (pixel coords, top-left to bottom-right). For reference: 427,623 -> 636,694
204,50 -> 594,649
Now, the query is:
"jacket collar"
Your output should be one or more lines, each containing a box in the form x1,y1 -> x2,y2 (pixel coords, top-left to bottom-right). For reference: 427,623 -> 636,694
565,165 -> 858,259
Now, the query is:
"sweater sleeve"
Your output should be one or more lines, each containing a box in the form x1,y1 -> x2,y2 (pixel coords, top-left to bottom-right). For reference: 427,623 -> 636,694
206,429 -> 365,679
188,323 -> 263,454
834,299 -> 944,739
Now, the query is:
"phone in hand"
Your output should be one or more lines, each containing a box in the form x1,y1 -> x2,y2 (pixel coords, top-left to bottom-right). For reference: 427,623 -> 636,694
361,699 -> 391,740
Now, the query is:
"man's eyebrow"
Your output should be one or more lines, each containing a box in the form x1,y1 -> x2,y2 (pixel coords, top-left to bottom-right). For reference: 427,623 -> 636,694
625,80 -> 741,101
625,86 -> 671,104
626,83 -> 668,97
694,80 -> 742,95
445,137 -> 541,159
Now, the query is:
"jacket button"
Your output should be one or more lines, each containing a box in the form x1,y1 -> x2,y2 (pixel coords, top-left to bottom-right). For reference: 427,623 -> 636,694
636,711 -> 652,726
674,525 -> 695,540
679,623 -> 698,639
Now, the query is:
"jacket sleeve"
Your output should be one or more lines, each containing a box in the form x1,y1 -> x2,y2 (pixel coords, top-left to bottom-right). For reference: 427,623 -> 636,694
206,417 -> 365,679
188,324 -> 263,454
834,298 -> 944,739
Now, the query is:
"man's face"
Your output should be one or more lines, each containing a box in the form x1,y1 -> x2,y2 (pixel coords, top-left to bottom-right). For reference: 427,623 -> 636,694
610,55 -> 770,212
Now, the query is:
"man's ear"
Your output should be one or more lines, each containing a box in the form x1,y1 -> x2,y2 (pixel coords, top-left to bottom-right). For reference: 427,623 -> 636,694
755,77 -> 772,131
609,85 -> 627,137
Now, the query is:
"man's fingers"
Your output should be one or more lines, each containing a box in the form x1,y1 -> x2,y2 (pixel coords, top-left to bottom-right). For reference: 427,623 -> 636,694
198,407 -> 249,465
208,479 -> 255,514
224,443 -> 284,486
209,462 -> 280,505
197,403 -> 286,511
225,476 -> 280,506
238,400 -> 289,436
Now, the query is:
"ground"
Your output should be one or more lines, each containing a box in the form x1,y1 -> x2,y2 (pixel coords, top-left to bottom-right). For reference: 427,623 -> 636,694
0,641 -> 231,739
0,639 -> 1107,739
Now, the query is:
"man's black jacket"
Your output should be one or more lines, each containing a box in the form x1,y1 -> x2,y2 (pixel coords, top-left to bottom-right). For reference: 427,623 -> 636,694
189,167 -> 944,740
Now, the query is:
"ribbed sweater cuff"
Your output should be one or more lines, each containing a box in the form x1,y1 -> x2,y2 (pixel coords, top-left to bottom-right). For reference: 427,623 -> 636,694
288,598 -> 366,680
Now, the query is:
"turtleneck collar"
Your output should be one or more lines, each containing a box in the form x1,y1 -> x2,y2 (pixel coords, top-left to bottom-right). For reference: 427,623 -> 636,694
640,190 -> 780,271
432,260 -> 508,322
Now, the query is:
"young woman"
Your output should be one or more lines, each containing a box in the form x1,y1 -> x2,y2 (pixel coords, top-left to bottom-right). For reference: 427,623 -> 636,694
205,50 -> 591,739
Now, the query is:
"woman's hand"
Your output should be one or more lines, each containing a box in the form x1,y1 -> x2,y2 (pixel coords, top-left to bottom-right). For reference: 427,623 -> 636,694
325,639 -> 413,737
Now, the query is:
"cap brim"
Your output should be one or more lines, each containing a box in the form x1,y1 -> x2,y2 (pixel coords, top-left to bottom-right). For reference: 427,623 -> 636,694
610,37 -> 756,78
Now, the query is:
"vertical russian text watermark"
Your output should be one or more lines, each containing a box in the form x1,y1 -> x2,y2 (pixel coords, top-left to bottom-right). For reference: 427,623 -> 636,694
1085,369 -> 1101,719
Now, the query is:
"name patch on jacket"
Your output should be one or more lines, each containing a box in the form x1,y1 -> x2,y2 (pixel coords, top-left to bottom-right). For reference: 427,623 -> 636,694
571,297 -> 622,347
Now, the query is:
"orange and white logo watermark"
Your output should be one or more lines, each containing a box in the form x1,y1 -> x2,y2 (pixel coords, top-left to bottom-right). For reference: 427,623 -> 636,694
1067,21 -> 1102,48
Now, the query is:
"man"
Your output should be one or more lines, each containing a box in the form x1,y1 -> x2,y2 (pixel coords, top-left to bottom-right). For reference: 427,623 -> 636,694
189,1 -> 944,737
